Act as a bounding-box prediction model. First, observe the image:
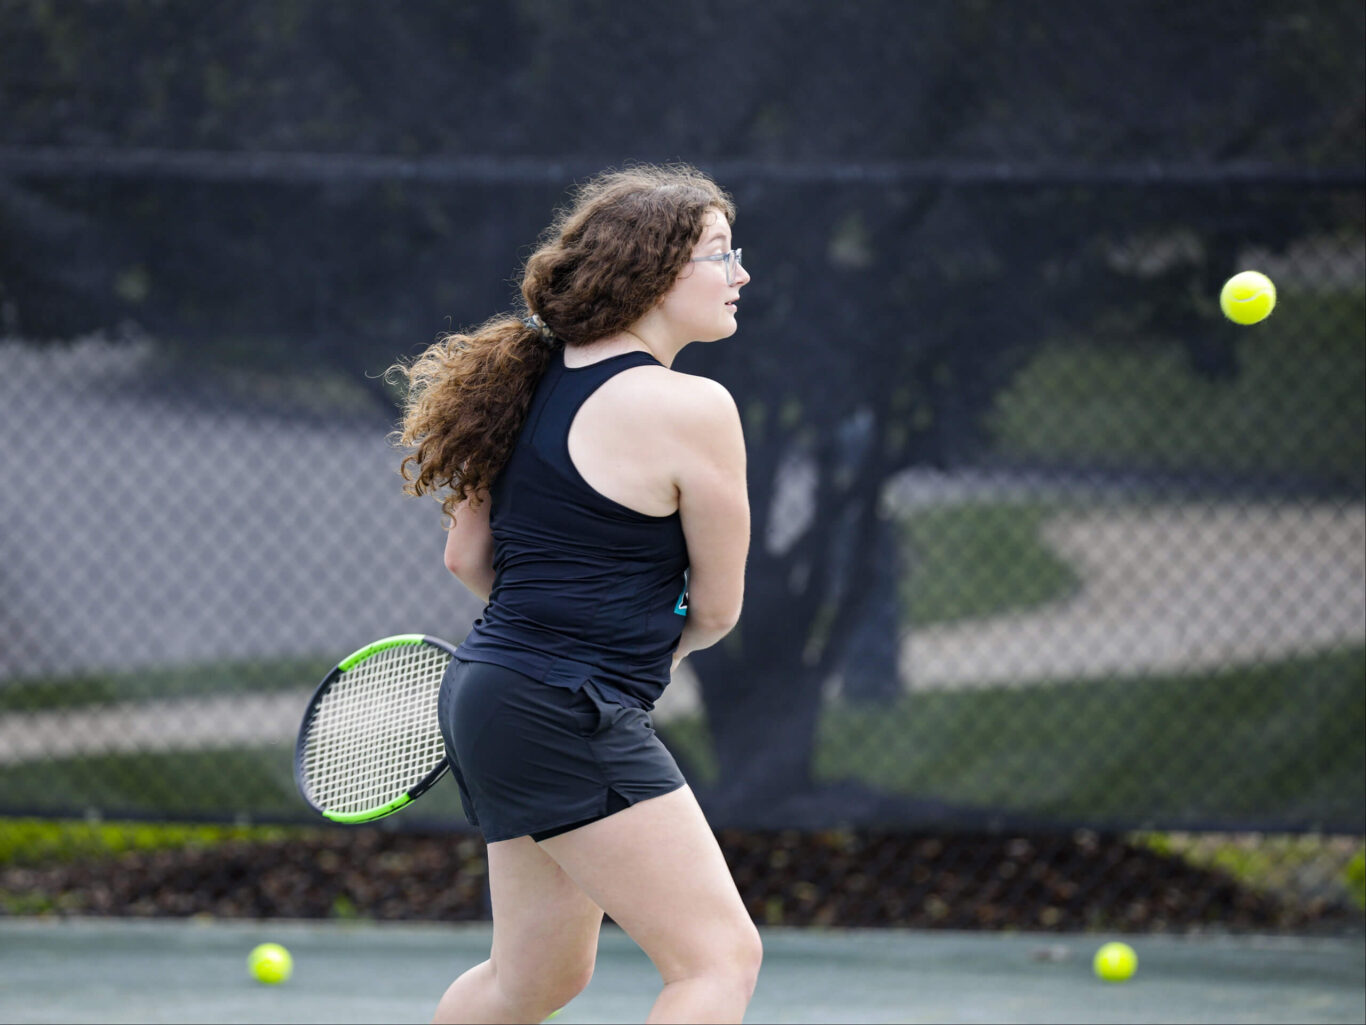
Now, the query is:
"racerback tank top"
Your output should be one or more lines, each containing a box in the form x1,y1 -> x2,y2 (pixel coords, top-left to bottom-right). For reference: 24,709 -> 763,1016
455,350 -> 689,709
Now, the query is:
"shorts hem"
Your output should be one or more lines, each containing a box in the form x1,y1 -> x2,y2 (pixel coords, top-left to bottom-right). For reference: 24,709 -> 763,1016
482,781 -> 687,844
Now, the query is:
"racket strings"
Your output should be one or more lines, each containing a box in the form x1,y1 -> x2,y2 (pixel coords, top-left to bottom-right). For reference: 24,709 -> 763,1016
301,645 -> 449,815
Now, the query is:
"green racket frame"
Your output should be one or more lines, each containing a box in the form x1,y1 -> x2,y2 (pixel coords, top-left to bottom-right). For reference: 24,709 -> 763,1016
294,634 -> 457,824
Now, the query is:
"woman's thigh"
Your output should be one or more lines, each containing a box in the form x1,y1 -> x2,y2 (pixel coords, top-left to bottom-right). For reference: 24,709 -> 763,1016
536,786 -> 759,982
486,834 -> 605,985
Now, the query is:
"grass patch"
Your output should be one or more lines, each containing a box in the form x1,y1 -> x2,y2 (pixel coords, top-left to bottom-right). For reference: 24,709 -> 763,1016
1131,831 -> 1366,910
12,648 -> 1353,833
0,817 -> 321,867
1,652 -> 1359,841
0,656 -> 332,713
987,287 -> 1366,484
816,647 -> 1365,827
659,647 -> 1365,830
898,502 -> 1080,626
0,744 -> 469,824
0,745 -> 303,820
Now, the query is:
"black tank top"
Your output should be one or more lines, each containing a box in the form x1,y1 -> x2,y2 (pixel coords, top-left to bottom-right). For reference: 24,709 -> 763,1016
456,350 -> 689,709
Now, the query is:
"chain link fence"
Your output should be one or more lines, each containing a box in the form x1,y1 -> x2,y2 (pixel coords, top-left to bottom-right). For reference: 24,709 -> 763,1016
1,0 -> 1362,931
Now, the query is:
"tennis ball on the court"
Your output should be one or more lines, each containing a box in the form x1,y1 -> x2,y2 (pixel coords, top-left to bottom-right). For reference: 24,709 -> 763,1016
247,942 -> 293,985
1219,270 -> 1276,325
1093,941 -> 1137,982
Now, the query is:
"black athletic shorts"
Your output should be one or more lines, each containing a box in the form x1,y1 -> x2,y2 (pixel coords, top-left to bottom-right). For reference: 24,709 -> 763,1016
437,658 -> 687,843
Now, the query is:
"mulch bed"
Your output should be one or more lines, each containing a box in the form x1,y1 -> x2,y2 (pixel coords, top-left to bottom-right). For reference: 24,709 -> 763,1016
2,827 -> 1356,932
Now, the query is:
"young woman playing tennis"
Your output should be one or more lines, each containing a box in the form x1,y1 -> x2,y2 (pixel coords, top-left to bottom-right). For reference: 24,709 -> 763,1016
394,165 -> 758,1024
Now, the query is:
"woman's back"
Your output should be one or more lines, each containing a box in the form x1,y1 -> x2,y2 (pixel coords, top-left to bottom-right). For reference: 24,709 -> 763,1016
455,350 -> 689,708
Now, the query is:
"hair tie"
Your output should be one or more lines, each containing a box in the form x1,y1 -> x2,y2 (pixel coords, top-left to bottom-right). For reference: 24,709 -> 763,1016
522,313 -> 557,346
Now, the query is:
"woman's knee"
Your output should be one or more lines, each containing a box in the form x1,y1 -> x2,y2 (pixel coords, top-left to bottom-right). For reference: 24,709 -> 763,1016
715,917 -> 764,1000
497,951 -> 595,1011
544,962 -> 595,1011
558,955 -> 597,1002
671,917 -> 762,995
733,919 -> 763,995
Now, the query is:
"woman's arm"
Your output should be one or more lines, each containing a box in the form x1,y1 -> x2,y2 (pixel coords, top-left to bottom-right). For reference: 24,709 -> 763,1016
670,378 -> 750,669
443,491 -> 496,603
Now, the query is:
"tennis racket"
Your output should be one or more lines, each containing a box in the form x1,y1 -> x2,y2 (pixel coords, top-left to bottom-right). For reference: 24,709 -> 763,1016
294,634 -> 457,824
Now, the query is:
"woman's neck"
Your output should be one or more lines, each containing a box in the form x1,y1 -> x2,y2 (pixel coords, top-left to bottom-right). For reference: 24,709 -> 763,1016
566,328 -> 681,368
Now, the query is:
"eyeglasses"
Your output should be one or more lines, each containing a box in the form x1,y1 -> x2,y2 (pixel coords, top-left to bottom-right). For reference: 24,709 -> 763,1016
690,248 -> 743,286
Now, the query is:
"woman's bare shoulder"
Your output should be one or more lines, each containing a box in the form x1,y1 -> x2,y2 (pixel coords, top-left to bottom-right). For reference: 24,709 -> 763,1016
610,364 -> 738,424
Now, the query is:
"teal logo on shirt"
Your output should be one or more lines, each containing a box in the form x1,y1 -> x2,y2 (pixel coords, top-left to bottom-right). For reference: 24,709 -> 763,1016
674,569 -> 689,616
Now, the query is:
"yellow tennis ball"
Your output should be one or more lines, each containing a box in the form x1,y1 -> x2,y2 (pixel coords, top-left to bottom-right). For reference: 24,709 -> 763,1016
247,942 -> 293,985
1093,941 -> 1137,982
1220,270 -> 1276,325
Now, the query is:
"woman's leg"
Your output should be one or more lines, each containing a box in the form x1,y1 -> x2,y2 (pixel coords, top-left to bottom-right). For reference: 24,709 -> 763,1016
538,786 -> 762,1025
431,834 -> 604,1024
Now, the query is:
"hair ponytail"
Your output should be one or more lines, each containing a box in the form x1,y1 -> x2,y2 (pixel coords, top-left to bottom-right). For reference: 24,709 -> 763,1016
392,315 -> 555,521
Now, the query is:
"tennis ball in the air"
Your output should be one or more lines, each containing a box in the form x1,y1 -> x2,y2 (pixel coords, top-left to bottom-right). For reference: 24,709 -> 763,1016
1220,270 -> 1276,325
247,942 -> 293,985
1093,941 -> 1137,982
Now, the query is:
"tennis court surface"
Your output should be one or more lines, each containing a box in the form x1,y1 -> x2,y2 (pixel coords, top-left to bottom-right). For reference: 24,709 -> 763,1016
2,917 -> 1361,1024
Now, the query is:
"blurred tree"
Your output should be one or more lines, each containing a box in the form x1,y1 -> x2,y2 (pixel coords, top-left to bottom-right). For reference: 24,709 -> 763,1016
684,177 -> 1358,822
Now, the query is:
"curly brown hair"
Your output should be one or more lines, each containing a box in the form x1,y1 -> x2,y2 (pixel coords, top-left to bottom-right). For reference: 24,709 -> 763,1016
392,164 -> 735,521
